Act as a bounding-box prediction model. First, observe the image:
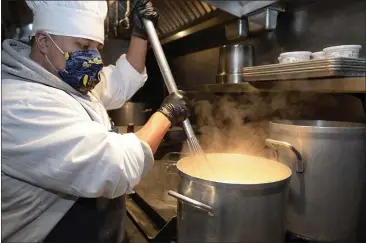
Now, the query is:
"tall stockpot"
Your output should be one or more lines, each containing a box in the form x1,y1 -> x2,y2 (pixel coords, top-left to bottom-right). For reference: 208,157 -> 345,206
108,102 -> 152,126
216,44 -> 254,84
266,120 -> 366,242
168,153 -> 292,243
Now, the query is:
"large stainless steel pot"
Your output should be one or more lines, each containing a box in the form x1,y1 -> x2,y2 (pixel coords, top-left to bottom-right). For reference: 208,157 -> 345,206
360,177 -> 366,242
266,120 -> 366,242
108,102 -> 152,126
168,153 -> 292,243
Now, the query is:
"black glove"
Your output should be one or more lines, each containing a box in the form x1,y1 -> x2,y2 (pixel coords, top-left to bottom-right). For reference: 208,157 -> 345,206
158,91 -> 192,126
131,0 -> 159,40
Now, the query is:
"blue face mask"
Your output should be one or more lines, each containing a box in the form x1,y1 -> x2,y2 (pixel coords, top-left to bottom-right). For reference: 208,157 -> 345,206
45,35 -> 103,94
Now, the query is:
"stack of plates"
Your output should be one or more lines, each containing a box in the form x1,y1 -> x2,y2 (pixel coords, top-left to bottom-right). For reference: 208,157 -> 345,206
243,57 -> 366,81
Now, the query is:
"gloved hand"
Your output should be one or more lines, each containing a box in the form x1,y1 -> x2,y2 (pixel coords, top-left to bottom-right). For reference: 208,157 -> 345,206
131,0 -> 159,40
158,91 -> 193,126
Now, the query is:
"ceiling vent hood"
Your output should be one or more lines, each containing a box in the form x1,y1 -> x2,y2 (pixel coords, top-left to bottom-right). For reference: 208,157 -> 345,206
152,0 -> 281,43
2,0 -> 280,44
107,0 -> 224,41
203,1 -> 278,18
107,0 -> 280,43
153,0 -> 218,37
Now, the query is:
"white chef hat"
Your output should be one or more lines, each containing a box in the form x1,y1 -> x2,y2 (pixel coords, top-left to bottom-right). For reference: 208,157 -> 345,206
26,1 -> 108,44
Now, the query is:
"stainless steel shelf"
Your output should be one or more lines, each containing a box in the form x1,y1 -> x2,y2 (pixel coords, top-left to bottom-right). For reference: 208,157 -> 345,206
243,58 -> 366,81
199,77 -> 366,93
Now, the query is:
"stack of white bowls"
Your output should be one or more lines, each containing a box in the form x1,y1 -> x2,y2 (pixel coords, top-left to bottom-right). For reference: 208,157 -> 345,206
278,51 -> 312,64
311,51 -> 326,60
323,45 -> 362,58
277,45 -> 362,64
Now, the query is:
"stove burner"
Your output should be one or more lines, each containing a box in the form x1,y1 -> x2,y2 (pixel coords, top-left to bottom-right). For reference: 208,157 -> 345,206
286,232 -> 316,243
126,192 -> 176,242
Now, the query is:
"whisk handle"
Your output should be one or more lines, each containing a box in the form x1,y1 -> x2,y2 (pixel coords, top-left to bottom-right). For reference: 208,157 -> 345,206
143,19 -> 202,152
143,19 -> 177,94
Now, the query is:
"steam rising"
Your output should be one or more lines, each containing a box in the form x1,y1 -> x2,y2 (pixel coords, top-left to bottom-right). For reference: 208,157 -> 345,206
182,92 -> 345,158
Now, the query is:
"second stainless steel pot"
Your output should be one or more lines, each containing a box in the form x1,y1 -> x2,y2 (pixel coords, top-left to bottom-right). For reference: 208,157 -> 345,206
216,44 -> 254,84
266,120 -> 366,242
108,102 -> 152,126
169,153 -> 291,243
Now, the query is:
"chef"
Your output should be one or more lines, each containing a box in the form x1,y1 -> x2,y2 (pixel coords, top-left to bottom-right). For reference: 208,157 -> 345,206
1,0 -> 191,242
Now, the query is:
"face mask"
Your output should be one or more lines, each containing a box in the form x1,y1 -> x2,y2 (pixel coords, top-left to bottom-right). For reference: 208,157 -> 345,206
45,34 -> 103,94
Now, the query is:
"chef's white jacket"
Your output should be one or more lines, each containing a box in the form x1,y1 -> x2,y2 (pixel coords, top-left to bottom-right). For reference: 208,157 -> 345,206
1,39 -> 154,242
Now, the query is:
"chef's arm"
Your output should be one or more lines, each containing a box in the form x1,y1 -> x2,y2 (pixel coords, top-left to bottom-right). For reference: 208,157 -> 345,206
135,91 -> 192,154
1,91 -> 190,199
1,91 -> 155,199
94,0 -> 159,110
94,37 -> 148,111
126,0 -> 158,74
135,112 -> 170,154
126,36 -> 147,74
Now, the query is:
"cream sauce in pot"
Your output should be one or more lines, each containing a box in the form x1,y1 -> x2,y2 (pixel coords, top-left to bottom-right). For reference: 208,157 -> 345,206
177,153 -> 292,184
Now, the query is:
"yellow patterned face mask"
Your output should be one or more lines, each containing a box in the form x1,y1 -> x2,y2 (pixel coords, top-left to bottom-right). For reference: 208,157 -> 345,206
56,50 -> 103,94
45,34 -> 103,94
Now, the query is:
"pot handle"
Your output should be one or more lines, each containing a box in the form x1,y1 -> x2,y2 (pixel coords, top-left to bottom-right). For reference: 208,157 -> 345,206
168,190 -> 213,215
265,138 -> 305,173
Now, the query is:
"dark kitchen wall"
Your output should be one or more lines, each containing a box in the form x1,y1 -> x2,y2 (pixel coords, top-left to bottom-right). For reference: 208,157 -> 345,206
148,0 -> 366,90
101,38 -> 130,66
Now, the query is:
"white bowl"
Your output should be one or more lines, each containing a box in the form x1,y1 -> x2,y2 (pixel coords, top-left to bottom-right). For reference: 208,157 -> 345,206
278,51 -> 312,63
323,45 -> 362,58
311,51 -> 325,60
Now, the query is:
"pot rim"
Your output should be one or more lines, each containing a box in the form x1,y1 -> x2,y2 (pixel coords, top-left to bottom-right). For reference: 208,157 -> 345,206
270,120 -> 366,133
220,44 -> 253,49
176,153 -> 292,187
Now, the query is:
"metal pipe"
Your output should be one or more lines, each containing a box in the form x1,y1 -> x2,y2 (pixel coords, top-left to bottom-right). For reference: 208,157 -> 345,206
142,19 -> 202,152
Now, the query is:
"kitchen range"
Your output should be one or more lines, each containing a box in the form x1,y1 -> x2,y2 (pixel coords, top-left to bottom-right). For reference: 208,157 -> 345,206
123,119 -> 366,243
114,0 -> 366,242
106,0 -> 366,242
2,0 -> 365,242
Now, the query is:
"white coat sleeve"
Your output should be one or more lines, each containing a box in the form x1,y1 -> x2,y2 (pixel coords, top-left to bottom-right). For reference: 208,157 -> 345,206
1,87 -> 154,199
94,54 -> 148,111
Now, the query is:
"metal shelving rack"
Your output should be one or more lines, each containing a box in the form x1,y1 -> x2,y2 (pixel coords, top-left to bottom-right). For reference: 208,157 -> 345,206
196,76 -> 366,117
201,77 -> 366,93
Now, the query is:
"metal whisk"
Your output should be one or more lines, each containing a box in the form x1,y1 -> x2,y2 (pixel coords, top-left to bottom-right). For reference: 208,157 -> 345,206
143,19 -> 206,157
183,120 -> 205,156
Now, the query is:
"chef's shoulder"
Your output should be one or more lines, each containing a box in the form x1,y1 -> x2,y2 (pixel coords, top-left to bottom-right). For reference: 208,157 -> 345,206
1,78 -> 89,119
